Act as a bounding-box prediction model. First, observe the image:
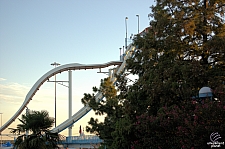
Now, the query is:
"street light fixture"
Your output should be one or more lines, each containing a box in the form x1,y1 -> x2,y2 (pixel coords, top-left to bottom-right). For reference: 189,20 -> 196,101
0,113 -> 3,147
136,14 -> 139,34
51,62 -> 60,127
125,17 -> 128,49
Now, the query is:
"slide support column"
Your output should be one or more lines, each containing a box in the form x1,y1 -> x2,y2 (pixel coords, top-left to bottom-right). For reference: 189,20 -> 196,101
68,70 -> 72,137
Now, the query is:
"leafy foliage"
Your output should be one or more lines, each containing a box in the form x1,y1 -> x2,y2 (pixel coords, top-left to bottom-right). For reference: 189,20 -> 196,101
134,100 -> 225,148
81,77 -> 135,148
83,0 -> 225,148
9,110 -> 61,149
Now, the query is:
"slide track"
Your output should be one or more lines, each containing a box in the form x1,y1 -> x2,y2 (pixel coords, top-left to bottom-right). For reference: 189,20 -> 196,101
0,44 -> 135,133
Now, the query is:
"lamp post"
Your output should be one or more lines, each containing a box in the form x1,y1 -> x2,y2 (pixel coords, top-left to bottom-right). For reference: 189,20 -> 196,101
119,47 -> 122,61
125,17 -> 128,49
0,113 -> 2,147
51,62 -> 60,127
136,14 -> 139,33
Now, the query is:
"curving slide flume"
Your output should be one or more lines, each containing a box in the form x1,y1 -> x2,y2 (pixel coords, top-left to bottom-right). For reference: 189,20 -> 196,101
0,44 -> 136,133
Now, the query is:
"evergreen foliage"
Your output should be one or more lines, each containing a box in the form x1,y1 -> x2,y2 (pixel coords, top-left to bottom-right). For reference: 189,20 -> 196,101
82,0 -> 225,148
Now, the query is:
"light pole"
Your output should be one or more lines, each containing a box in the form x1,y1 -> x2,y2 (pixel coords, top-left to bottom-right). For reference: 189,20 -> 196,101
51,62 -> 60,127
0,113 -> 2,147
123,46 -> 124,55
125,17 -> 128,49
136,14 -> 139,34
119,47 -> 122,61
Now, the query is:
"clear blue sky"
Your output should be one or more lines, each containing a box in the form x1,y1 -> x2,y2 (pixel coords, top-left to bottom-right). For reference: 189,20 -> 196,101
0,0 -> 155,137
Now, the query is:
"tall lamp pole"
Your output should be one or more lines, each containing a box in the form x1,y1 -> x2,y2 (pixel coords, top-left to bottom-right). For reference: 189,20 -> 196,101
125,17 -> 128,49
136,14 -> 139,33
51,62 -> 60,127
0,113 -> 2,147
119,47 -> 122,61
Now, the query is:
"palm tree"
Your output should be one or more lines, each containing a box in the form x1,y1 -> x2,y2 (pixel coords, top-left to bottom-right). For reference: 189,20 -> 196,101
10,110 -> 61,149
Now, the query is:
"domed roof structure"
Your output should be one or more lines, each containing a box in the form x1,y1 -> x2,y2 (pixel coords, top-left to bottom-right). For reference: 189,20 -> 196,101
199,87 -> 213,98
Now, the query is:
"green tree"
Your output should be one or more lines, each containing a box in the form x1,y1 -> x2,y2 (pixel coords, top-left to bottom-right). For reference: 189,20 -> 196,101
128,0 -> 225,148
81,77 -> 134,148
10,110 -> 61,149
83,0 -> 225,148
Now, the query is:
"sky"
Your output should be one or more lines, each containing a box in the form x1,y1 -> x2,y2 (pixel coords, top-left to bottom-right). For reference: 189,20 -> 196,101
0,0 -> 155,139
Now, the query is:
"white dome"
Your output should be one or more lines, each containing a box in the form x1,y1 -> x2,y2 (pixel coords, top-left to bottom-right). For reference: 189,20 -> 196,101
199,87 -> 213,98
199,87 -> 212,94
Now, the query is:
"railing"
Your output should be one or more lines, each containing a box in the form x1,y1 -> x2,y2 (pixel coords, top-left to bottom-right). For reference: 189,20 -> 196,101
63,135 -> 103,144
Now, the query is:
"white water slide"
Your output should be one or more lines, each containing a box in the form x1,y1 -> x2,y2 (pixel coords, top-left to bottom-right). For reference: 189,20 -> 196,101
0,44 -> 136,133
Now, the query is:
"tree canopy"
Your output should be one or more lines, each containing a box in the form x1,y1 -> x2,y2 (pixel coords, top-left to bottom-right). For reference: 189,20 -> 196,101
10,110 -> 61,149
82,0 -> 225,148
